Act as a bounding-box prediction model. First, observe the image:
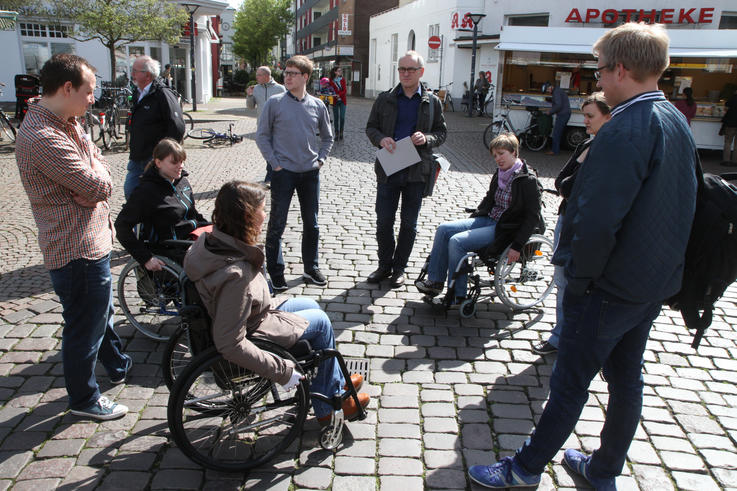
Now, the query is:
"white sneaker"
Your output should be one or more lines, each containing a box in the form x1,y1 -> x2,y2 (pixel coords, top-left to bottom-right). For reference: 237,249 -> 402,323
70,396 -> 128,421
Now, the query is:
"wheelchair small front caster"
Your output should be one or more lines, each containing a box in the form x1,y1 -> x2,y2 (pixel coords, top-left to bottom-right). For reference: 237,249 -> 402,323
459,299 -> 476,318
319,410 -> 345,450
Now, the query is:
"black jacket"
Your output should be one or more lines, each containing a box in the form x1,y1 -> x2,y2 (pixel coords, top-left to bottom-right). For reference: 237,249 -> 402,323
724,94 -> 737,128
115,167 -> 208,266
365,84 -> 447,184
554,138 -> 593,215
128,79 -> 185,161
470,162 -> 544,256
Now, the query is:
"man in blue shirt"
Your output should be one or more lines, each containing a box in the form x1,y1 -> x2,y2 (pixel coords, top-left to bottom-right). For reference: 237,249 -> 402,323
256,55 -> 333,290
365,51 -> 447,288
545,82 -> 571,155
468,23 -> 697,490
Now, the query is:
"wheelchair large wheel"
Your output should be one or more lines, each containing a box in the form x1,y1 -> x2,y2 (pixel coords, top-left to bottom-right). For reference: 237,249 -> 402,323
494,234 -> 555,310
162,324 -> 192,389
117,256 -> 183,341
168,343 -> 309,472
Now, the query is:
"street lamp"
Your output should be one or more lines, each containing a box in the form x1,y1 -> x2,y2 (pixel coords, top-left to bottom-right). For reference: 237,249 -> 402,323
467,13 -> 486,117
182,3 -> 199,111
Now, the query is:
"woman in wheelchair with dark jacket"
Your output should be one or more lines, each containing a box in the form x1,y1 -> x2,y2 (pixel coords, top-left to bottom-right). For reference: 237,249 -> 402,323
183,181 -> 369,423
115,138 -> 209,269
416,133 -> 543,303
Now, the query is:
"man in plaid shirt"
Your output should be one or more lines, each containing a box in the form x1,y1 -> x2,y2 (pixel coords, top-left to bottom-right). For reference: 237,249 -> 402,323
16,54 -> 130,421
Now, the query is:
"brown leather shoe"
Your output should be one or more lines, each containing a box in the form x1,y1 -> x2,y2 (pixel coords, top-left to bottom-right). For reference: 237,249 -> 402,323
344,373 -> 363,392
317,393 -> 370,424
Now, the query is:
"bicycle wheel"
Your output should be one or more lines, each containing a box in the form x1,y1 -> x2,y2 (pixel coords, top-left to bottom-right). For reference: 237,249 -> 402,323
0,112 -> 16,142
188,128 -> 216,139
183,112 -> 194,133
168,343 -> 309,472
446,96 -> 454,112
100,124 -> 112,150
524,132 -> 548,152
163,324 -> 192,389
494,234 -> 555,310
484,99 -> 494,118
117,256 -> 183,341
205,136 -> 229,147
483,121 -> 504,149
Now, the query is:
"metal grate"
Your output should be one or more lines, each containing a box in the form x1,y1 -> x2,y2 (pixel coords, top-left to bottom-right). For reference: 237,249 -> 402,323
344,358 -> 369,383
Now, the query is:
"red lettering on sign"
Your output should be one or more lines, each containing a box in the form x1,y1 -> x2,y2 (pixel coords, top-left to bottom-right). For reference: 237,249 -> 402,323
602,9 -> 619,24
585,9 -> 600,22
622,9 -> 637,22
639,9 -> 657,23
451,12 -> 458,29
461,13 -> 474,29
679,8 -> 695,23
698,7 -> 714,23
661,9 -> 674,23
565,8 -> 583,23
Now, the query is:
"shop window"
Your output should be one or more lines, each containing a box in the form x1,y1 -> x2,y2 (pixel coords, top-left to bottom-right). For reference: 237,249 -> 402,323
48,25 -> 68,38
720,13 -> 737,29
506,15 -> 549,27
314,11 -> 321,21
428,24 -> 440,62
19,23 -> 69,38
22,41 -> 74,75
150,47 -> 161,64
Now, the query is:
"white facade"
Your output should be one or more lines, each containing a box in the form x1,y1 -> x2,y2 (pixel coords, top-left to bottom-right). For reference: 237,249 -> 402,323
0,0 -> 228,104
368,0 -> 737,149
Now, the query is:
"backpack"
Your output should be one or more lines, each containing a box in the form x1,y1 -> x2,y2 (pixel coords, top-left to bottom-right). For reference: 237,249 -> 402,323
667,164 -> 737,349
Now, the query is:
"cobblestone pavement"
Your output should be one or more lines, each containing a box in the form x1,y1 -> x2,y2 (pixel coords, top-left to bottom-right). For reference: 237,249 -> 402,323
0,96 -> 735,491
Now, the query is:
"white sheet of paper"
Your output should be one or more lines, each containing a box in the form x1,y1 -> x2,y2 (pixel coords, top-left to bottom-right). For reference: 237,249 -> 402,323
376,136 -> 422,176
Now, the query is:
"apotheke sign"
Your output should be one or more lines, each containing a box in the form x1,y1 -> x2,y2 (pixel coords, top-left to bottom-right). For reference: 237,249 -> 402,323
565,7 -> 715,24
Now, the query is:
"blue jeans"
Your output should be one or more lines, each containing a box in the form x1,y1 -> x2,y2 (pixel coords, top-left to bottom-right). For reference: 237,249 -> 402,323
427,216 -> 496,297
124,159 -> 149,200
551,112 -> 570,155
333,102 -> 346,134
515,287 -> 662,480
277,298 -> 345,418
549,216 -> 566,348
375,180 -> 425,273
266,168 -> 320,277
48,254 -> 128,410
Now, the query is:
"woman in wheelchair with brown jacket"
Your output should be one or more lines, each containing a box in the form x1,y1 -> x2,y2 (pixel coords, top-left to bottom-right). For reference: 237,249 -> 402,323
416,132 -> 543,303
183,181 -> 369,423
115,138 -> 210,270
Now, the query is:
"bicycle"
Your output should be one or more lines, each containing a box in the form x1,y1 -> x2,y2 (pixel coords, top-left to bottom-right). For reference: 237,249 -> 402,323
479,84 -> 496,118
434,82 -> 454,112
483,99 -> 549,152
0,83 -> 18,143
188,123 -> 243,147
97,85 -> 132,150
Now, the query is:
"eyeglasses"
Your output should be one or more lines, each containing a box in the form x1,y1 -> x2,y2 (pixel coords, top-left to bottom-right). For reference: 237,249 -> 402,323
594,65 -> 611,81
283,70 -> 303,77
397,66 -> 421,74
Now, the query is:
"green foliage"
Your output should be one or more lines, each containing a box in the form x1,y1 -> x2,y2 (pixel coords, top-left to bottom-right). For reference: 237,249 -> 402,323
233,0 -> 292,68
233,69 -> 250,85
41,0 -> 188,81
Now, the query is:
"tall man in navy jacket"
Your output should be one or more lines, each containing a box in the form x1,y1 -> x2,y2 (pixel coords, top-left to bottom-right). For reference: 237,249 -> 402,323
468,23 -> 698,489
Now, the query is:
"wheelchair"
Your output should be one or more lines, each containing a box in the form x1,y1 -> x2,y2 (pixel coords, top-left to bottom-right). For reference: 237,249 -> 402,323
415,234 -> 555,317
117,239 -> 193,341
166,277 -> 367,472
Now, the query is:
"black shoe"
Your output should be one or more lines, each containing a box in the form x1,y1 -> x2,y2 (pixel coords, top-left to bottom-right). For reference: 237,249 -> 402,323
303,268 -> 327,286
367,267 -> 392,283
532,341 -> 558,355
415,278 -> 443,297
271,275 -> 288,292
390,271 -> 405,288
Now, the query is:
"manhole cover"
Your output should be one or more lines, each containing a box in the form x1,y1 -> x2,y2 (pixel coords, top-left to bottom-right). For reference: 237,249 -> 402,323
344,358 -> 369,382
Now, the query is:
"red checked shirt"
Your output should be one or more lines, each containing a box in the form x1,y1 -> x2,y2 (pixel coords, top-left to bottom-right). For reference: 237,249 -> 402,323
16,102 -> 114,270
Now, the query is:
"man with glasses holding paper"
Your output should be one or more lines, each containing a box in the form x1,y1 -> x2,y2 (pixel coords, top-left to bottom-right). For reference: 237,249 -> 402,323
365,50 -> 447,288
256,55 -> 333,291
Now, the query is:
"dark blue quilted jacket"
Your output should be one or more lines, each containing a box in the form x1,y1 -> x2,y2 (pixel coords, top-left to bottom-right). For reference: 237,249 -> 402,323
553,93 -> 698,302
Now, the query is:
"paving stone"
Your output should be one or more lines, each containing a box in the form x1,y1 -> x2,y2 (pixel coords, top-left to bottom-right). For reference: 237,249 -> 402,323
671,471 -> 721,491
380,476 -> 424,490
461,423 -> 493,450
378,408 -> 420,424
331,476 -> 377,491
380,395 -> 419,408
425,468 -> 467,489
421,402 -> 456,417
150,469 -> 204,490
38,439 -> 86,458
12,478 -> 62,490
293,466 -> 333,489
377,423 -> 421,439
98,471 -> 151,490
423,417 -> 458,433
334,456 -> 375,475
658,451 -> 706,471
243,473 -> 291,491
378,456 -> 423,475
712,468 -> 737,488
423,432 -> 460,450
424,449 -> 463,469
0,451 -> 33,478
627,440 -> 660,465
700,449 -> 737,469
378,438 -> 421,457
17,457 -> 75,480
57,465 -> 104,490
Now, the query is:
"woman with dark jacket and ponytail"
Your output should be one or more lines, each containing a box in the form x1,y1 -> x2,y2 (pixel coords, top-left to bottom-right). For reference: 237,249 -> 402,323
329,66 -> 347,140
115,138 -> 209,268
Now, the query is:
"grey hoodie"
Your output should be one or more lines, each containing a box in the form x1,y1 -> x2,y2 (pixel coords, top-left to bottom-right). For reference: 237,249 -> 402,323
247,79 -> 286,119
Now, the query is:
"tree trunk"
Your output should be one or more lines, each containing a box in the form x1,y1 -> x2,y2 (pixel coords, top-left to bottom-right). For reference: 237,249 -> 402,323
108,43 -> 116,84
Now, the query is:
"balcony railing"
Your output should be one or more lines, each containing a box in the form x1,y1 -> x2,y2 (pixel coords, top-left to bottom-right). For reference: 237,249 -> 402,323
296,5 -> 337,39
296,0 -> 329,18
300,39 -> 336,55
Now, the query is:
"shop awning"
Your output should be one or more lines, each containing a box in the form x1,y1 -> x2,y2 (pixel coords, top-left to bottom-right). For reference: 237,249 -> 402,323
496,26 -> 737,58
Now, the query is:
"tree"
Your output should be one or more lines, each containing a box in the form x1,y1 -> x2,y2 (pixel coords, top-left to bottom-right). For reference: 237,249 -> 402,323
233,0 -> 292,69
34,0 -> 188,82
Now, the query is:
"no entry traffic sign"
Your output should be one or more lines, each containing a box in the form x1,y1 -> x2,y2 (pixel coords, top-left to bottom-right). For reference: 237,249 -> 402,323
428,35 -> 441,49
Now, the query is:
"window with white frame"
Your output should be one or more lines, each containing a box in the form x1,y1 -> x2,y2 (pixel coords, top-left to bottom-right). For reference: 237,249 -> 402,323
19,23 -> 73,75
428,24 -> 440,62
